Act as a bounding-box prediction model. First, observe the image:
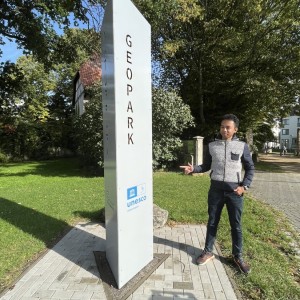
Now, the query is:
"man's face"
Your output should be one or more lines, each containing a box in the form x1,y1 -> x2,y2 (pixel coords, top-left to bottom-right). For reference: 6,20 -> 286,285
220,119 -> 237,140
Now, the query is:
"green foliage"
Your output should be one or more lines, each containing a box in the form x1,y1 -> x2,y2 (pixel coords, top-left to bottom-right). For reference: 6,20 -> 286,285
152,88 -> 194,169
134,0 -> 300,138
73,87 -> 194,170
51,28 -> 100,65
73,83 -> 104,168
17,56 -> 55,122
0,151 -> 9,163
0,29 -> 99,160
0,57 -> 53,158
253,123 -> 276,151
0,56 -> 59,159
0,62 -> 24,122
0,0 -> 92,63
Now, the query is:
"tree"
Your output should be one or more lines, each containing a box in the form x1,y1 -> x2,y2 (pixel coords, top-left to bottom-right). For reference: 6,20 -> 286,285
0,61 -> 23,157
0,56 -> 55,157
133,0 -> 300,138
0,27 -> 100,159
73,84 -> 103,168
253,123 -> 276,151
0,61 -> 24,119
48,28 -> 101,152
0,0 -> 94,63
17,56 -> 55,121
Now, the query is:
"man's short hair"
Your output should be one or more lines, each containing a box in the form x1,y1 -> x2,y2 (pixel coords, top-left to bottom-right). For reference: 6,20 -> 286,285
221,114 -> 240,128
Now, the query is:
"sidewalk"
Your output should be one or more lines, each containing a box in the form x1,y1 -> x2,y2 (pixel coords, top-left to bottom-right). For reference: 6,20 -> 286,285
0,222 -> 240,300
250,153 -> 300,232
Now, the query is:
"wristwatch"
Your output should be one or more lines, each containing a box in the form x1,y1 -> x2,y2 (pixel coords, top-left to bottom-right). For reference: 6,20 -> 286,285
243,185 -> 249,190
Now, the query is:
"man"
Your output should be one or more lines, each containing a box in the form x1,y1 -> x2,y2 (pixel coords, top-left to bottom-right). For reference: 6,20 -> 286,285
180,114 -> 254,274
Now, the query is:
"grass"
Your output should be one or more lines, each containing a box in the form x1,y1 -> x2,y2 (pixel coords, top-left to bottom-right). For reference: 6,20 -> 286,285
0,159 -> 300,299
154,172 -> 300,299
254,159 -> 283,172
253,152 -> 283,172
0,158 -> 104,292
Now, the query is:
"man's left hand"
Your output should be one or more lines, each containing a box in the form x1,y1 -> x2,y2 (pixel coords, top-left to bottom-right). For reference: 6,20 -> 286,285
234,186 -> 245,196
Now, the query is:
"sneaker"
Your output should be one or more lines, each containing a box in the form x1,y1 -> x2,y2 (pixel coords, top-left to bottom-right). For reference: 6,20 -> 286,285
234,257 -> 251,274
196,250 -> 215,265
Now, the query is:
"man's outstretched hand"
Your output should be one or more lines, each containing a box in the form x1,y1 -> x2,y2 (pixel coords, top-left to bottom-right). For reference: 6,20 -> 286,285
180,163 -> 194,175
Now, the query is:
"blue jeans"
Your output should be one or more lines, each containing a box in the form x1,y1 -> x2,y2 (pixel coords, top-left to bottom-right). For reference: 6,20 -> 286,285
204,187 -> 244,258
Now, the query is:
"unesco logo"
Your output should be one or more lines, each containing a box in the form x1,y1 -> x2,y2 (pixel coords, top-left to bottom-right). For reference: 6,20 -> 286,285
126,184 -> 146,210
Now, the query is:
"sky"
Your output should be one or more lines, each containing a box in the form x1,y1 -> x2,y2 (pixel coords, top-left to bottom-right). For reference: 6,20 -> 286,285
1,37 -> 24,63
0,9 -> 101,64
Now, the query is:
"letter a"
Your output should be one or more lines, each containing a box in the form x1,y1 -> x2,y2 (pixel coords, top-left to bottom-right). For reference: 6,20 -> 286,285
127,101 -> 133,113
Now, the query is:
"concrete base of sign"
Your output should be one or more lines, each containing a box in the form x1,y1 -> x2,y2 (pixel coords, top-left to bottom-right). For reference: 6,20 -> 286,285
94,252 -> 169,299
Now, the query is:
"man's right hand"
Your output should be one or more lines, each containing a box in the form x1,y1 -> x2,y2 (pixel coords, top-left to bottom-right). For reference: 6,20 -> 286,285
179,163 -> 194,175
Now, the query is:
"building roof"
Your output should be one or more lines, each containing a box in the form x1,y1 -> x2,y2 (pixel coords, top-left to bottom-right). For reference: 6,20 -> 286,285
78,55 -> 102,87
73,55 -> 102,106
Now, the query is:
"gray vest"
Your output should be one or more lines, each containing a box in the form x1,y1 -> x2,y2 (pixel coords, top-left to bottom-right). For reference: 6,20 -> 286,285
209,139 -> 245,184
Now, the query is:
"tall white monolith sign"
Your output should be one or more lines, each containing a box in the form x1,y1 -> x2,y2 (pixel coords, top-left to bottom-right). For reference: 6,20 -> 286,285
101,0 -> 153,288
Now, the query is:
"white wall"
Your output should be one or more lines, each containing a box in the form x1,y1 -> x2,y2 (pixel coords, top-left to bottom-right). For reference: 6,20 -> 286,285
280,116 -> 300,150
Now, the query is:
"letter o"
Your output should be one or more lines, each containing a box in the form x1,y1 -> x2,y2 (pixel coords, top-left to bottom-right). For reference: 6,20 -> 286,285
126,68 -> 133,80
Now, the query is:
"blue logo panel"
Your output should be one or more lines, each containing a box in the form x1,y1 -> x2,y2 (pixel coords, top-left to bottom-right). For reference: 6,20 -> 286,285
127,186 -> 137,200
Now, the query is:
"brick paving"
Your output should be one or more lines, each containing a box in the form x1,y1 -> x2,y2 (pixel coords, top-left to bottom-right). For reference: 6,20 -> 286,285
0,222 -> 239,300
250,154 -> 300,232
250,171 -> 300,231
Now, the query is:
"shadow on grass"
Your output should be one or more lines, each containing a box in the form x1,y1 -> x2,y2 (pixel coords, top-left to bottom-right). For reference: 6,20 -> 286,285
0,197 -> 71,246
0,197 -> 105,291
74,207 -> 105,223
254,161 -> 283,173
0,158 -> 104,178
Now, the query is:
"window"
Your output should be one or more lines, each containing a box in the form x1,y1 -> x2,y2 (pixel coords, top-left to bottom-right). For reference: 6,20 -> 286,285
282,129 -> 289,135
292,138 -> 297,145
282,119 -> 289,125
298,118 -> 300,127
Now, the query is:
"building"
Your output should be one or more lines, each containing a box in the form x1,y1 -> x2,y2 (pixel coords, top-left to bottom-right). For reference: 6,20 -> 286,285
73,55 -> 101,116
279,115 -> 300,152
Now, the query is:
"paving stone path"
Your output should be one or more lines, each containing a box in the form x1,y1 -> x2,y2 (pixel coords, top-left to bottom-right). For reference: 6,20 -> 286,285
0,223 -> 239,300
250,153 -> 300,232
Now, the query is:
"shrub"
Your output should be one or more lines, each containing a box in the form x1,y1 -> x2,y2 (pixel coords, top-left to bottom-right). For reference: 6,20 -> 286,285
152,88 -> 194,169
0,151 -> 9,163
73,86 -> 194,170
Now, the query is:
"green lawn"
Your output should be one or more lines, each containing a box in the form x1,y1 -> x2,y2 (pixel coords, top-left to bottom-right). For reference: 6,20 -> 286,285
0,159 -> 104,292
254,159 -> 283,172
0,159 -> 299,299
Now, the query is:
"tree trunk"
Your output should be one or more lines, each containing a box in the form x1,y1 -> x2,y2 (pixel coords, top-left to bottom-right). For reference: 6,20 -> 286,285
199,60 -> 205,124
